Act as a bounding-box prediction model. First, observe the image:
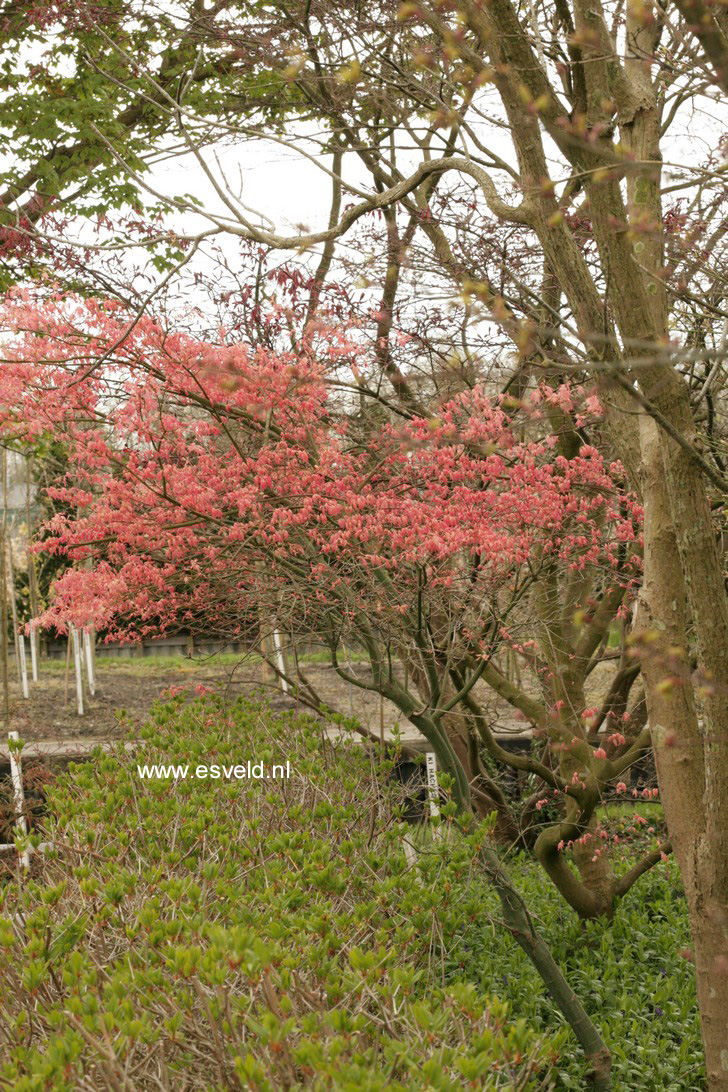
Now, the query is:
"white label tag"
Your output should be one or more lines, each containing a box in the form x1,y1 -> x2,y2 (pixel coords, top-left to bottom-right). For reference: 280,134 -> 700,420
425,751 -> 439,820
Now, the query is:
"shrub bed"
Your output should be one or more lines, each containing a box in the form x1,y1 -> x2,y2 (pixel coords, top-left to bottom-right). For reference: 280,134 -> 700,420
0,694 -> 703,1089
0,695 -> 552,1090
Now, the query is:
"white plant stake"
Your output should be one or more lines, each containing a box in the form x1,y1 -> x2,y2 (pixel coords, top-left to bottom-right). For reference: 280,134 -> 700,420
402,755 -> 443,874
425,751 -> 442,840
83,629 -> 95,697
71,624 -> 84,715
8,731 -> 30,869
17,635 -> 28,699
29,625 -> 38,683
272,627 -> 289,693
402,836 -> 418,870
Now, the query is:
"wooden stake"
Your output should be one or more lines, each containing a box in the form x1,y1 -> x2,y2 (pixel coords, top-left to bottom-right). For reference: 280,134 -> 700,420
345,645 -> 354,717
83,629 -> 95,697
26,456 -> 40,632
18,634 -> 28,699
64,629 -> 71,707
5,537 -> 21,687
257,588 -> 275,685
71,624 -> 83,715
8,731 -> 30,869
29,624 -> 38,683
402,835 -> 418,870
425,751 -> 442,840
272,627 -> 289,693
84,556 -> 96,679
0,453 -> 9,736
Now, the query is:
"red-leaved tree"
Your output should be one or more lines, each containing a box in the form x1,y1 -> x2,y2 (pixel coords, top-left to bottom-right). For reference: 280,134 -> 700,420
0,291 -> 664,931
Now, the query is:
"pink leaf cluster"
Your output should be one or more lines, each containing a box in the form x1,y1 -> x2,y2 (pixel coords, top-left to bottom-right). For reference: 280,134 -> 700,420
0,293 -> 642,644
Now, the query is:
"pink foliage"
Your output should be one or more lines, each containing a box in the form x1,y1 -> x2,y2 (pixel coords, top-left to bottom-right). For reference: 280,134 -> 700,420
0,293 -> 641,646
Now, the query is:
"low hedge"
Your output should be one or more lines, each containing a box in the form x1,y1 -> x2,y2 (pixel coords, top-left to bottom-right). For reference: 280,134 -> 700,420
0,694 -> 553,1090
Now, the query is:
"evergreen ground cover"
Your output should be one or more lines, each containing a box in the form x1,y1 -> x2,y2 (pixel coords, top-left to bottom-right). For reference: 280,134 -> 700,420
446,855 -> 702,1089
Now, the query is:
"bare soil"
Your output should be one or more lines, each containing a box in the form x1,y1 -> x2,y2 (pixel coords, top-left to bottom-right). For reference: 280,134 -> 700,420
2,653 -> 616,748
2,657 -> 408,744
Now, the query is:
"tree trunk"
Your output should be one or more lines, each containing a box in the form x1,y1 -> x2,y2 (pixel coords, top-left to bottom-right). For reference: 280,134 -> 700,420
401,650 -> 520,840
637,415 -> 728,1088
447,717 -> 522,842
0,452 -> 9,734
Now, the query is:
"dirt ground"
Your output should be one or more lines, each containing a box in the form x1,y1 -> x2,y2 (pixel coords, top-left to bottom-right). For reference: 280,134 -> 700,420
2,651 -> 616,748
2,655 -> 411,744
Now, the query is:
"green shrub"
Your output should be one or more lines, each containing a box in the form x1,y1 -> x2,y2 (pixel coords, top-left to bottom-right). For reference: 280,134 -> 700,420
0,695 -> 553,1090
